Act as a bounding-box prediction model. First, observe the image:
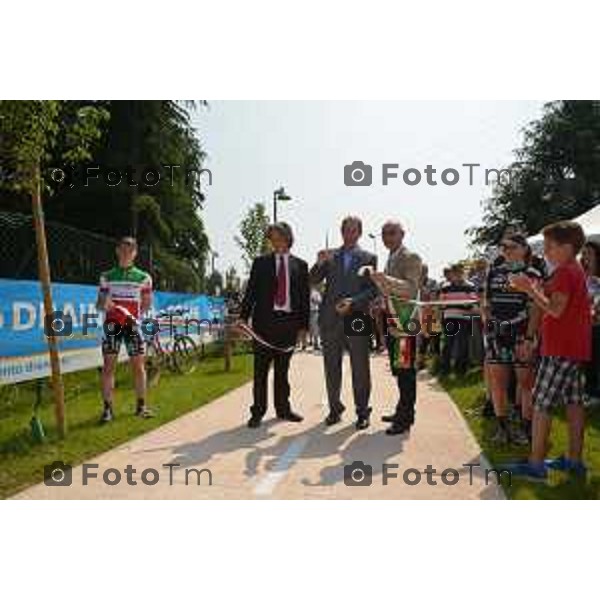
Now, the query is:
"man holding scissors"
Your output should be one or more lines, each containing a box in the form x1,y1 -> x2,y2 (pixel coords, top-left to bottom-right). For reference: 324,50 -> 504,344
310,216 -> 378,430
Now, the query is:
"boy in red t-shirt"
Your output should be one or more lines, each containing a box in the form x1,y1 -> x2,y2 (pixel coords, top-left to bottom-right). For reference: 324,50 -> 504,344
509,221 -> 591,481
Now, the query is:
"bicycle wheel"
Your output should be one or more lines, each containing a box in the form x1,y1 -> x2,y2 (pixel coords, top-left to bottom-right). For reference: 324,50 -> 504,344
145,342 -> 162,386
162,341 -> 180,373
172,336 -> 197,374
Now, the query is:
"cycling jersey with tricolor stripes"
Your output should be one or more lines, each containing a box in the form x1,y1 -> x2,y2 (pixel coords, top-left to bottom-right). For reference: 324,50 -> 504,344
99,265 -> 152,319
439,280 -> 479,320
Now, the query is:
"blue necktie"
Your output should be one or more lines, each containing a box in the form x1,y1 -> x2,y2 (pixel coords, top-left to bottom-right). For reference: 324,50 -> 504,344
343,250 -> 353,272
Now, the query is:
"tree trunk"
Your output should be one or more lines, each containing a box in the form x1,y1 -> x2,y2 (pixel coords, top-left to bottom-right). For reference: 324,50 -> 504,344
31,163 -> 66,438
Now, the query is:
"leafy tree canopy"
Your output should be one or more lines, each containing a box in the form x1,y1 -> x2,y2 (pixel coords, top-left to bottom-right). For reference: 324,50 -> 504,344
469,100 -> 600,247
0,101 -> 210,292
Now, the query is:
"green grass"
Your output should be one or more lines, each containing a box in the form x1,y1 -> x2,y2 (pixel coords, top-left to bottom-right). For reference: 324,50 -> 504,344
437,366 -> 600,499
0,352 -> 253,498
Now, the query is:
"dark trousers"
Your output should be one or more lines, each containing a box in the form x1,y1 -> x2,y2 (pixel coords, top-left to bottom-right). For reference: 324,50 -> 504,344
321,317 -> 372,418
441,318 -> 471,375
252,345 -> 293,418
423,334 -> 441,357
387,335 -> 417,426
586,325 -> 600,397
250,314 -> 298,419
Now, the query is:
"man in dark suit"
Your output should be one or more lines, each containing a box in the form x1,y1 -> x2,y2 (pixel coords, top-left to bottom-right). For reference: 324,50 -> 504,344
310,216 -> 378,430
239,222 -> 310,428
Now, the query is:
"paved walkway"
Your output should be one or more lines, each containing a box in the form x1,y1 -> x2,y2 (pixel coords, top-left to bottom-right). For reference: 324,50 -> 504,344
15,353 -> 503,499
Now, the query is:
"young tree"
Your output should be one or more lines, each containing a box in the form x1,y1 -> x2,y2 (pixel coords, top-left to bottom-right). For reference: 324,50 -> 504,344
0,100 -> 107,437
234,202 -> 270,270
224,265 -> 241,292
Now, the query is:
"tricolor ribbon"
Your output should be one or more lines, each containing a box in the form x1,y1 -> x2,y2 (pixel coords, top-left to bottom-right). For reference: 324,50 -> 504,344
235,322 -> 296,354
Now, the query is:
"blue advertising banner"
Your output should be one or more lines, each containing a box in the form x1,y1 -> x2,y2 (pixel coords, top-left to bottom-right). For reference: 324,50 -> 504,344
0,278 -> 224,383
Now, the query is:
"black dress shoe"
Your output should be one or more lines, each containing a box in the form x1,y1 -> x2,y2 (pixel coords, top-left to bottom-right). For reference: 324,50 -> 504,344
355,415 -> 370,430
381,414 -> 396,423
385,422 -> 410,435
247,416 -> 262,428
278,412 -> 304,423
325,412 -> 342,426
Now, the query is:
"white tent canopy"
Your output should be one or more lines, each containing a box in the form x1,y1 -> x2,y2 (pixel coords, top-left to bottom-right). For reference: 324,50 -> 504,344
528,203 -> 600,248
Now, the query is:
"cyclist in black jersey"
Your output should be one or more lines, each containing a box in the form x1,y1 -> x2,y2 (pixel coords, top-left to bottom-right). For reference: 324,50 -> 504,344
482,233 -> 544,445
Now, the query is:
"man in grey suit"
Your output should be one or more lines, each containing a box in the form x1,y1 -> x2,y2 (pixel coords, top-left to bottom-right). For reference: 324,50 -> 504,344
309,216 -> 378,430
369,220 -> 422,435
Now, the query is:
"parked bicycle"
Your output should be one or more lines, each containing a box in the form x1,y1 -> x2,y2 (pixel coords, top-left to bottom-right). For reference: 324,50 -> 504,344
144,308 -> 202,384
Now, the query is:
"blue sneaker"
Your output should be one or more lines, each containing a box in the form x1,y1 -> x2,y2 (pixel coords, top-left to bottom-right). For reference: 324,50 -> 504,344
505,461 -> 548,482
545,456 -> 587,477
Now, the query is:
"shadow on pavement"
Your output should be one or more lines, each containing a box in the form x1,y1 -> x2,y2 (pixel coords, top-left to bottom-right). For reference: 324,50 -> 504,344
244,422 -> 356,477
166,418 -> 279,468
300,427 -> 408,487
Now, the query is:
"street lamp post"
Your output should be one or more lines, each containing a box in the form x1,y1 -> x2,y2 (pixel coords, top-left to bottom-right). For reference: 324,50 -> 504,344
211,250 -> 219,274
368,232 -> 377,254
273,186 -> 292,222
206,250 -> 220,295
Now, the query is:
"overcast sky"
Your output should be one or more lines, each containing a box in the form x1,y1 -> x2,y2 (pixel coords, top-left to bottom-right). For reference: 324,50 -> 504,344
193,101 -> 545,279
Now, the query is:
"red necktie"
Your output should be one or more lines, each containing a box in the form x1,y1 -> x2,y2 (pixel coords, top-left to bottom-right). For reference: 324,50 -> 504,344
274,255 -> 287,306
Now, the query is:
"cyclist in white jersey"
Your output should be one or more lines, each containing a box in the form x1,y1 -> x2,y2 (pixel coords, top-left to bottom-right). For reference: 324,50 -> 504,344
96,237 -> 153,423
